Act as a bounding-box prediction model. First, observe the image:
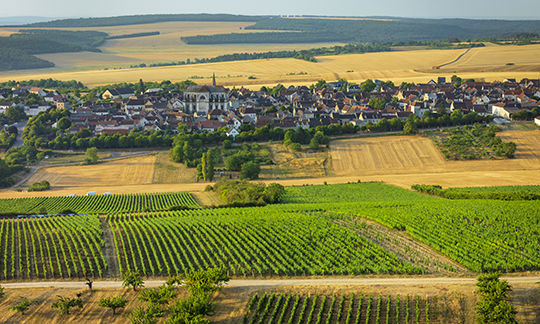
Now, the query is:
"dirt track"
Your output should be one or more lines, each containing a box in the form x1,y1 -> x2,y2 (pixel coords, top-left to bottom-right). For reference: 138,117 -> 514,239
3,276 -> 539,289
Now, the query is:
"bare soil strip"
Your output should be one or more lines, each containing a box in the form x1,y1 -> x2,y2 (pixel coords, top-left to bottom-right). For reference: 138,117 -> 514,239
334,217 -> 470,275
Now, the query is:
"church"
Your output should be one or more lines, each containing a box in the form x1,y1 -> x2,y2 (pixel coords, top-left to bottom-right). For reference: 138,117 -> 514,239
183,74 -> 229,113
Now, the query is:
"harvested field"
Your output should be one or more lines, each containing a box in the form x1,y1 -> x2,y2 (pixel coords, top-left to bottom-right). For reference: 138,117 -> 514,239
331,130 -> 540,177
331,136 -> 445,176
23,154 -> 156,190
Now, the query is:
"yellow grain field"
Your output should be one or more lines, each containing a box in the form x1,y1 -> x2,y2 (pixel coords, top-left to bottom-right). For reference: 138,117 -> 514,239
429,43 -> 540,73
3,44 -> 540,89
331,130 -> 540,179
24,154 -> 156,190
0,21 -> 342,70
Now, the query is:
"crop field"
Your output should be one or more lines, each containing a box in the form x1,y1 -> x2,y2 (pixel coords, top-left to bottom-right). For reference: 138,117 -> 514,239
0,21 -> 342,71
0,183 -> 539,280
1,41 -> 540,89
108,208 -> 421,277
0,191 -> 199,214
243,292 -> 432,324
24,154 -> 157,189
424,43 -> 540,73
330,131 -> 540,178
0,215 -> 106,279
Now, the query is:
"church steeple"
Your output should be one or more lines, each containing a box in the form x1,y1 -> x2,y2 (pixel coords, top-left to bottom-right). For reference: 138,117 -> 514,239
212,72 -> 216,86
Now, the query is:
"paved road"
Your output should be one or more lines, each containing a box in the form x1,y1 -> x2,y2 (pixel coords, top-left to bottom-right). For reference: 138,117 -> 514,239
2,276 -> 539,289
13,120 -> 27,147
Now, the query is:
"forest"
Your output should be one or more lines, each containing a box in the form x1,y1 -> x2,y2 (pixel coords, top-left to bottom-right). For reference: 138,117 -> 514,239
0,30 -> 107,71
181,17 -> 540,45
15,13 -> 264,28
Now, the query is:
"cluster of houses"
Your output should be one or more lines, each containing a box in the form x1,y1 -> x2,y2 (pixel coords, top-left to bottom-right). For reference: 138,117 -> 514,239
1,77 -> 540,138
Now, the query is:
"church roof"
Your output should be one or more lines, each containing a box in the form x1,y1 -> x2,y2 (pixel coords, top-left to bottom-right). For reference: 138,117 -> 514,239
185,85 -> 226,93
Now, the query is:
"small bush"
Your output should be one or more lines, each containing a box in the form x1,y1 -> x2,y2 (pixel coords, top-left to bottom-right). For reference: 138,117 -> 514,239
27,180 -> 50,192
205,185 -> 213,191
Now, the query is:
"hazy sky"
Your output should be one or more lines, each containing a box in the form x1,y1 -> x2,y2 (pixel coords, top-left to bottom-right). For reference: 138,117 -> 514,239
1,0 -> 540,20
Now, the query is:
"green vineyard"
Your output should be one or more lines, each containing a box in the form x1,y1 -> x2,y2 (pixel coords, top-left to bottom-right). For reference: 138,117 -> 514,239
0,183 -> 538,279
243,292 -> 434,324
0,215 -> 106,279
108,209 -> 422,276
0,191 -> 199,215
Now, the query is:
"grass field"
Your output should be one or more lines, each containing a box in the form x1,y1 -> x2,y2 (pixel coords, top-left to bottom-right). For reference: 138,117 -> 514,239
260,144 -> 331,179
151,152 -> 197,184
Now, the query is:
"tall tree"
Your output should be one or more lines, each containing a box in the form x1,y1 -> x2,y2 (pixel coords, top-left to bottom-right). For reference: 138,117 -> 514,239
138,78 -> 145,95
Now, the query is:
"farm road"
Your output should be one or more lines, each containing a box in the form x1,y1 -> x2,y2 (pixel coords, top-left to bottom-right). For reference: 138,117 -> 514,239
3,276 -> 540,289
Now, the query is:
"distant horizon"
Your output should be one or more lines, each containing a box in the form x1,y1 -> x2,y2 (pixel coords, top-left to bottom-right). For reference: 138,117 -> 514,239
1,10 -> 540,24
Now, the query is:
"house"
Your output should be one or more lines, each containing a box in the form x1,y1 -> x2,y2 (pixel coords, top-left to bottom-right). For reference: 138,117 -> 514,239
26,102 -> 52,116
124,99 -> 145,110
535,116 -> 540,127
225,127 -> 240,139
197,120 -> 226,132
102,87 -> 135,99
29,87 -> 48,97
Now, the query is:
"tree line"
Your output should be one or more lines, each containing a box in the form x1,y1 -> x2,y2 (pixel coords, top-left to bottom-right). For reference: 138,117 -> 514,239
107,31 -> 160,40
243,17 -> 540,44
411,184 -> 540,201
144,43 -> 390,67
19,13 -> 264,28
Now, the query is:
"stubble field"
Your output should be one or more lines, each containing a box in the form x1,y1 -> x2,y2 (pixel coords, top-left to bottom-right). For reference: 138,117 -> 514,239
2,21 -> 540,89
331,130 -> 540,177
23,154 -> 156,191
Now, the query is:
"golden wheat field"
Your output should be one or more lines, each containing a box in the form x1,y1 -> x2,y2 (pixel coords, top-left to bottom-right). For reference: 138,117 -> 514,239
2,44 -> 540,89
0,21 -> 342,71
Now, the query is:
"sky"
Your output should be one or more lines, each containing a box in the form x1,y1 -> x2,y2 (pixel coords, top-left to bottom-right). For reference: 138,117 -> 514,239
1,0 -> 540,20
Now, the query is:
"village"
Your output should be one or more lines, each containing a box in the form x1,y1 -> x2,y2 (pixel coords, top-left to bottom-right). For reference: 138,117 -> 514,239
1,76 -> 540,141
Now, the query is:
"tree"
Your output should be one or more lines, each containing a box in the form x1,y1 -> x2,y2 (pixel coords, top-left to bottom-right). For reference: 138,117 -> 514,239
201,150 -> 214,182
8,297 -> 34,315
368,97 -> 386,110
224,154 -> 243,171
138,79 -> 145,95
57,117 -> 72,130
475,272 -> 518,324
239,161 -> 260,180
51,295 -> 83,315
99,296 -> 129,315
289,142 -> 301,152
7,125 -> 18,135
122,271 -> 145,291
403,120 -> 418,135
361,79 -> 376,92
169,266 -> 230,295
309,138 -> 319,150
223,139 -> 232,149
138,285 -> 177,305
130,303 -> 164,324
85,147 -> 99,164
